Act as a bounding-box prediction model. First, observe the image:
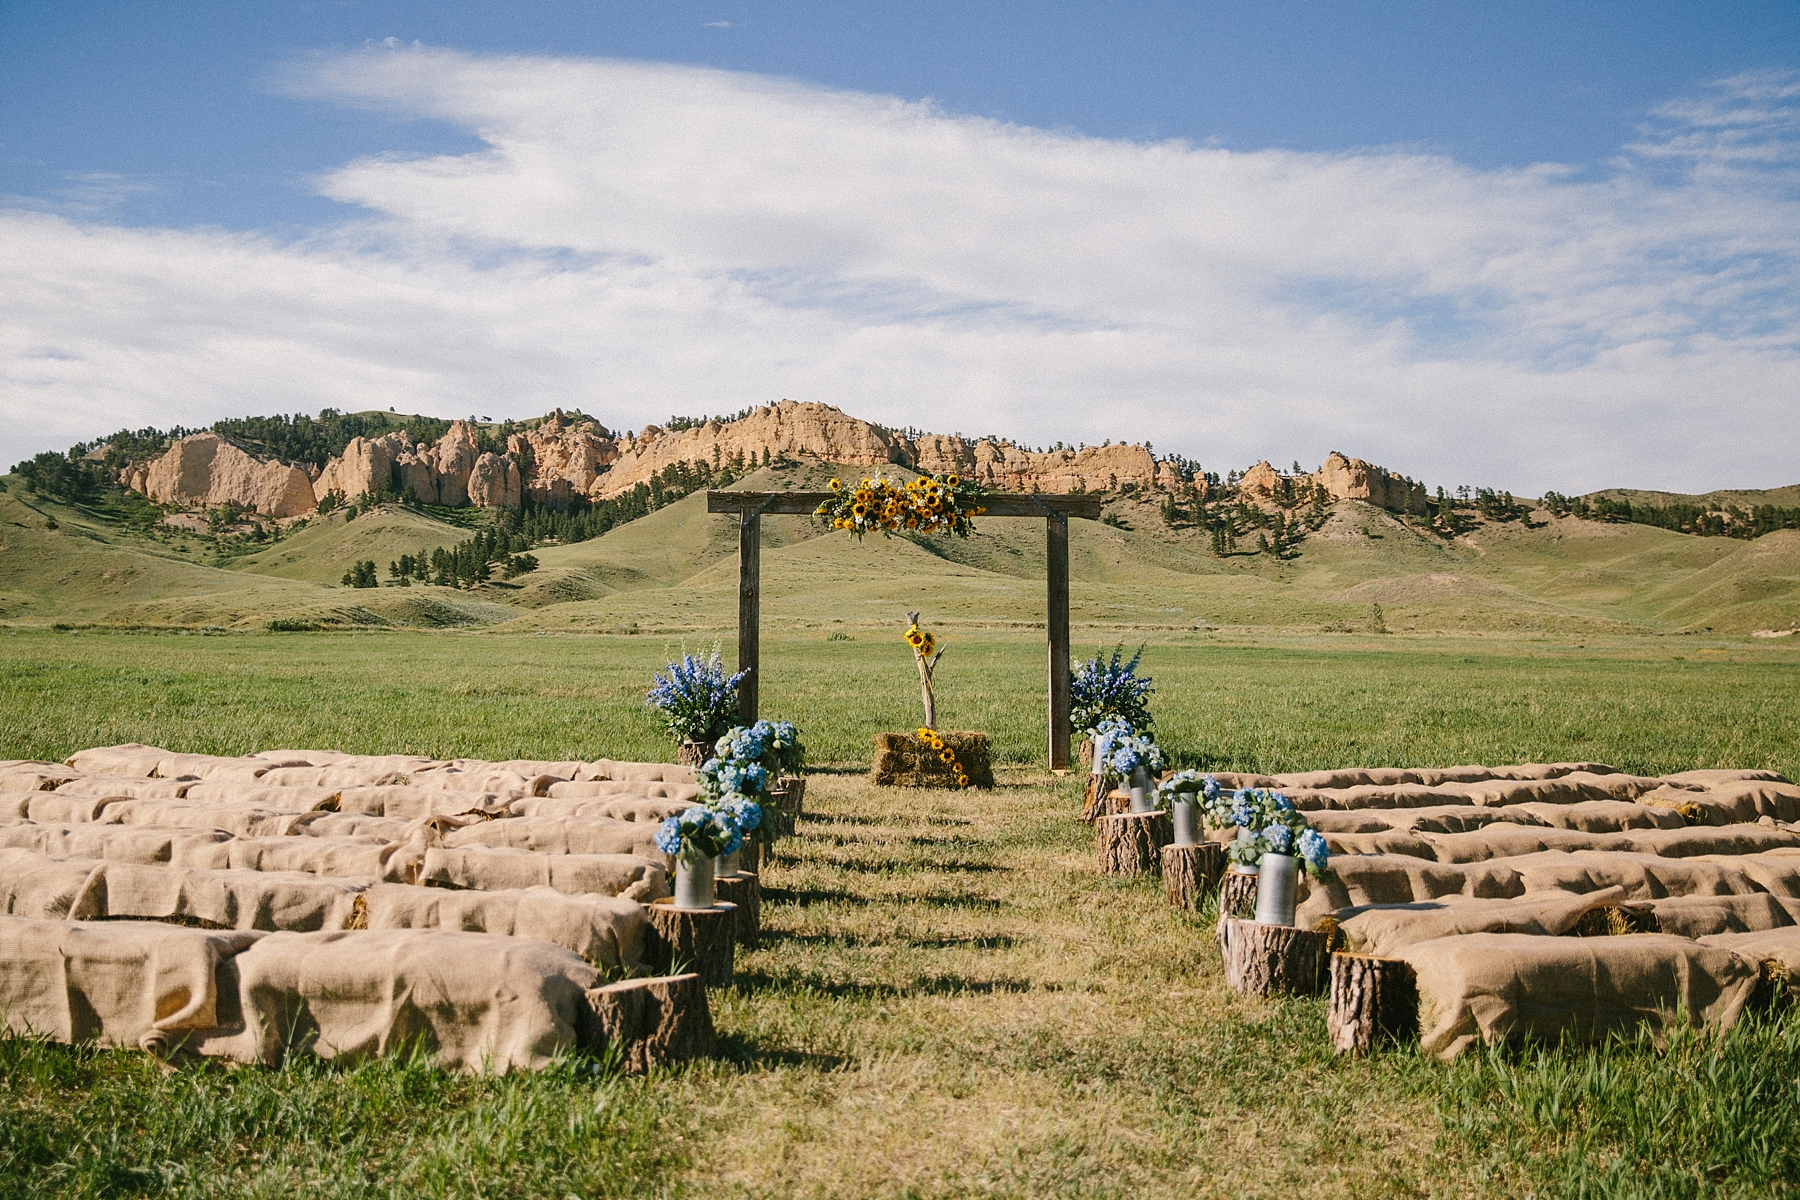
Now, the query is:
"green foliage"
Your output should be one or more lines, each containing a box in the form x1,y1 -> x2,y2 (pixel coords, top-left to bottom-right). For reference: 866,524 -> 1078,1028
1437,1009 -> 1800,1196
339,560 -> 379,588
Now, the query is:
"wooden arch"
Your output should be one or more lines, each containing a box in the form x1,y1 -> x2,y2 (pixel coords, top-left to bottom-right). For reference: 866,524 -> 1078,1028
707,490 -> 1102,769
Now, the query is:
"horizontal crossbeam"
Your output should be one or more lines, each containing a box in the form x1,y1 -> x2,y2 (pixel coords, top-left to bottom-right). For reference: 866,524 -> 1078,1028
705,490 -> 1103,519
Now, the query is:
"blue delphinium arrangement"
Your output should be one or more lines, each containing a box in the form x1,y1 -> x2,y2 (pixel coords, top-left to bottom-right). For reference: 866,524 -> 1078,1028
1071,642 -> 1154,735
646,651 -> 749,746
1224,788 -> 1330,877
653,806 -> 744,861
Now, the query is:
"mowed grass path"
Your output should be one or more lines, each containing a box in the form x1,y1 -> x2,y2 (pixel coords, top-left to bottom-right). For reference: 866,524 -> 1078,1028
3,630 -> 1800,1197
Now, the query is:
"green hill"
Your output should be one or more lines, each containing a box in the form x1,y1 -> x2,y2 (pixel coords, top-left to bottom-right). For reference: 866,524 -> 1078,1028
3,460 -> 1797,638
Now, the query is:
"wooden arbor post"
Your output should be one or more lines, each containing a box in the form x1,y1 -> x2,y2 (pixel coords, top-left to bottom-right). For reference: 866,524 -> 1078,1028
706,489 -> 1101,768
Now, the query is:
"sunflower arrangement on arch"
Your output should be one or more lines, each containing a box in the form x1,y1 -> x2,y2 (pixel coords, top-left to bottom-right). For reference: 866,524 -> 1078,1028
814,471 -> 989,539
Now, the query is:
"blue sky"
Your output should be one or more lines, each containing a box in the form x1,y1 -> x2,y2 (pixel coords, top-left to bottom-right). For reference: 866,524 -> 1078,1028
3,1 -> 1798,491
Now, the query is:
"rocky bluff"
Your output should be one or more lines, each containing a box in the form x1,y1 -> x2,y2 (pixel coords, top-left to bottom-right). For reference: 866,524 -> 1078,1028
118,399 -> 1422,519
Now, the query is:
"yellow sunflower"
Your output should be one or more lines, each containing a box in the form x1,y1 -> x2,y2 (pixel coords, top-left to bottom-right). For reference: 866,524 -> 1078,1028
956,773 -> 969,787
829,478 -> 843,491
939,748 -> 956,764
905,628 -> 925,648
946,474 -> 960,487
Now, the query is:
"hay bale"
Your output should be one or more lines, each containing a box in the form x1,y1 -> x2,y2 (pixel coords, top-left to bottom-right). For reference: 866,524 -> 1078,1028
868,731 -> 994,788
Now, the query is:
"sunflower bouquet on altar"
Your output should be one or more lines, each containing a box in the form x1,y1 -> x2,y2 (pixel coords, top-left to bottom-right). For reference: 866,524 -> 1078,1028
814,472 -> 989,538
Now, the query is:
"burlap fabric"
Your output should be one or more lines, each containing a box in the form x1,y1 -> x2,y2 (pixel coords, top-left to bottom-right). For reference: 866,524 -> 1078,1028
1665,769 -> 1789,786
509,796 -> 694,821
1398,932 -> 1759,1060
29,793 -> 123,824
194,929 -> 606,1073
256,765 -> 412,789
1510,800 -> 1684,832
441,816 -> 666,859
1336,888 -> 1628,956
1508,850 -> 1760,900
1698,928 -> 1800,998
226,836 -> 423,884
0,763 -> 83,791
0,914 -> 263,1051
179,783 -> 343,810
95,860 -> 371,931
0,792 -> 41,819
63,743 -> 170,776
332,785 -> 506,819
419,847 -> 668,901
543,780 -> 700,801
1646,893 -> 1797,938
0,822 -> 234,867
97,799 -> 323,838
402,769 -> 553,799
0,847 -> 107,919
53,776 -> 191,800
573,760 -> 696,785
360,883 -> 646,969
1297,854 -> 1527,925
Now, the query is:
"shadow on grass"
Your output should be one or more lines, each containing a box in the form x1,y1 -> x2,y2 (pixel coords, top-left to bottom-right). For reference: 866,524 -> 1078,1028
712,1034 -> 848,1072
732,968 -> 1033,1000
764,886 -> 1005,910
756,929 -> 1023,951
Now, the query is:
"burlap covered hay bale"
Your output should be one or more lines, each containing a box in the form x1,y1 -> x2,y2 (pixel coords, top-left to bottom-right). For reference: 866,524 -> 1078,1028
1646,893 -> 1797,938
332,785 -> 505,819
419,847 -> 669,902
1508,850 -> 1761,900
1296,855 -> 1527,926
573,760 -> 696,785
98,799 -> 323,838
1336,887 -> 1630,957
63,743 -> 169,777
1694,853 -> 1800,900
227,837 -> 423,884
0,822 -> 234,867
1699,928 -> 1800,1000
440,816 -> 665,860
94,861 -> 372,931
1397,931 -> 1759,1060
510,796 -> 694,822
868,731 -> 994,788
543,780 -> 700,801
403,769 -> 550,799
0,848 -> 107,919
256,765 -> 412,789
0,764 -> 84,792
360,883 -> 646,969
1608,825 -> 1800,858
54,776 -> 191,800
1323,831 -> 1438,859
1511,800 -> 1686,833
179,783 -> 342,810
151,755 -> 277,783
0,792 -> 41,819
1418,826 -> 1610,863
1665,768 -> 1790,786
195,929 -> 607,1073
28,793 -> 125,824
0,914 -> 263,1051
1272,767 -> 1420,790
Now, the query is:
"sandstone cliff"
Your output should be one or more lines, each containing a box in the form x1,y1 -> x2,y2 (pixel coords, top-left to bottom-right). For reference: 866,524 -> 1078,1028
138,434 -> 317,518
314,422 -> 485,506
1241,452 -> 1427,514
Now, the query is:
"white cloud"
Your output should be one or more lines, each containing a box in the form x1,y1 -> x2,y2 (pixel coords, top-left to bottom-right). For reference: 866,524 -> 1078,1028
3,50 -> 1798,493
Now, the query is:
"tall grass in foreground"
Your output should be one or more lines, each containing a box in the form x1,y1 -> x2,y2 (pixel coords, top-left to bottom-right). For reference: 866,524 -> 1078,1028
1435,1008 -> 1800,1197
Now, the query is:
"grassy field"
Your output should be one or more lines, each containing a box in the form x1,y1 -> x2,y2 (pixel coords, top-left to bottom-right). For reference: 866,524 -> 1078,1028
3,630 -> 1800,1197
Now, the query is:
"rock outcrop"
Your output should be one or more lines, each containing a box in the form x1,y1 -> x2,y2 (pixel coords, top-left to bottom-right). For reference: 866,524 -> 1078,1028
1241,453 -> 1427,515
139,434 -> 317,518
509,410 -> 618,506
466,452 -> 521,508
590,401 -> 1160,499
313,432 -> 409,503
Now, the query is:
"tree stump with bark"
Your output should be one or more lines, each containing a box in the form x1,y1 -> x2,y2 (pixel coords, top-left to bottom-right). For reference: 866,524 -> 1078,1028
1096,811 -> 1171,876
1216,917 -> 1328,998
677,741 -> 712,768
644,898 -> 738,988
1162,842 -> 1225,911
1218,870 -> 1259,921
714,872 -> 761,948
739,838 -> 761,874
1326,953 -> 1419,1054
584,972 -> 716,1073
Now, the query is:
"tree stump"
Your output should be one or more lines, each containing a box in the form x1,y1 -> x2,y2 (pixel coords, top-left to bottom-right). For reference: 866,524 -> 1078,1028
773,776 -> 806,815
1095,811 -> 1171,876
677,741 -> 712,767
644,898 -> 737,988
584,972 -> 715,1073
739,838 -> 761,874
1216,917 -> 1328,998
1326,952 -> 1419,1055
1218,870 -> 1259,921
1162,842 -> 1225,911
714,872 -> 761,948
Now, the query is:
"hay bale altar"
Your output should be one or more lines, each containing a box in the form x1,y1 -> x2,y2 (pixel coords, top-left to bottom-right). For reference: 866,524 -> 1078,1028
868,732 -> 994,788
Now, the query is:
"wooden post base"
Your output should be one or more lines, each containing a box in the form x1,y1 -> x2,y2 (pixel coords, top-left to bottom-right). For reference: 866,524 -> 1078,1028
1327,952 -> 1418,1055
584,972 -> 715,1073
739,838 -> 761,875
644,898 -> 738,988
1218,870 -> 1259,921
1216,917 -> 1328,998
1096,811 -> 1172,876
715,872 -> 761,948
1162,843 -> 1225,911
